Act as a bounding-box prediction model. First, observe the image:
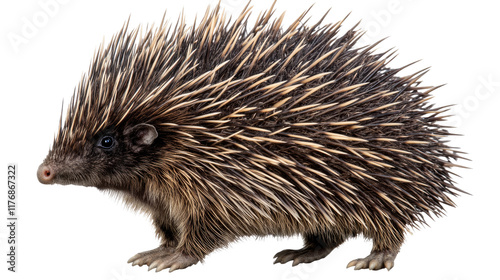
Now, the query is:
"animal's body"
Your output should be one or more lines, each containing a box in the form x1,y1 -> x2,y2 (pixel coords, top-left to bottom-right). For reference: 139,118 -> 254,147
37,2 -> 465,272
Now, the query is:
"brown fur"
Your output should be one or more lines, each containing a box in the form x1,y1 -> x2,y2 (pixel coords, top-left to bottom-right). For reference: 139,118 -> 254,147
38,1 -> 466,271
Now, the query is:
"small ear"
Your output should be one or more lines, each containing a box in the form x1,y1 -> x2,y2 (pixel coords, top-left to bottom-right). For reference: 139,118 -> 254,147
125,123 -> 158,150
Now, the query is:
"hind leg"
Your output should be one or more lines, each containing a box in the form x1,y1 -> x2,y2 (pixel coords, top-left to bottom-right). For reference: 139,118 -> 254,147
274,232 -> 346,266
346,228 -> 404,271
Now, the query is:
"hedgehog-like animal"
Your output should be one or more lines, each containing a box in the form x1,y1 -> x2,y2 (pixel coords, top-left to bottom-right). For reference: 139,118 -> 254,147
37,2 -> 465,272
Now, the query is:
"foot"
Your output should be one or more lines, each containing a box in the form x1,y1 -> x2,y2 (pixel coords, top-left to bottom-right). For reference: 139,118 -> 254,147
346,250 -> 397,271
128,246 -> 174,267
128,246 -> 199,272
273,245 -> 333,266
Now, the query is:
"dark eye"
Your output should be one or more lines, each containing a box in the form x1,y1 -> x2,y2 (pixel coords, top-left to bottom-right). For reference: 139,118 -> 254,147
99,136 -> 115,149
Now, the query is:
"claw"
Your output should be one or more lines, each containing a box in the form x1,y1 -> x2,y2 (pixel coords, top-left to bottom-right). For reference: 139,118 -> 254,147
346,259 -> 359,268
369,259 -> 381,270
354,260 -> 367,270
127,254 -> 141,264
156,261 -> 169,273
169,263 -> 180,273
384,260 -> 394,271
148,259 -> 160,271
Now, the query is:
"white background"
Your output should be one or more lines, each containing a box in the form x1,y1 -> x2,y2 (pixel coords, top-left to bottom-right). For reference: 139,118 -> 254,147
1,0 -> 499,279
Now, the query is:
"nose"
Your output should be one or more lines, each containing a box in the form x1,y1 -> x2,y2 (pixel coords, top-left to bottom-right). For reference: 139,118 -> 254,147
37,164 -> 55,184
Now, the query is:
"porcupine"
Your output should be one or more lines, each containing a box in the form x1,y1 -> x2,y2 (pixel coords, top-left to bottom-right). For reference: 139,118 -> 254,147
36,2 -> 466,272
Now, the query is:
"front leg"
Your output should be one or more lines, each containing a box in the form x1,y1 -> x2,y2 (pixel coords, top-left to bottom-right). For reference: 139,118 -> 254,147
130,209 -> 228,272
149,209 -> 230,272
128,215 -> 187,271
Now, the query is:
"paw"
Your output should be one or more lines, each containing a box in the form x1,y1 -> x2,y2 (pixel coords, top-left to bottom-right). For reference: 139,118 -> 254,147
127,246 -> 198,272
346,250 -> 397,271
273,246 -> 333,266
127,246 -> 175,267
147,251 -> 199,272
